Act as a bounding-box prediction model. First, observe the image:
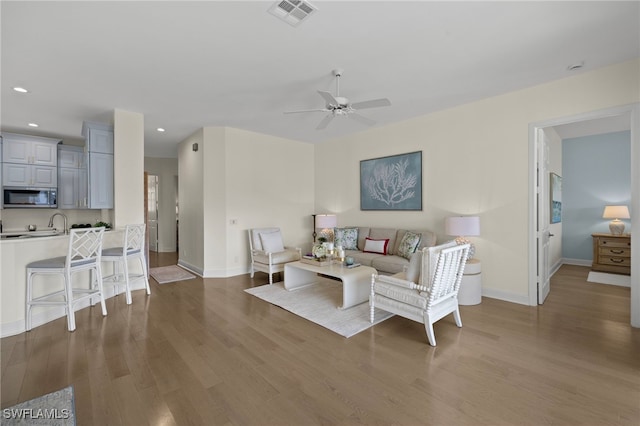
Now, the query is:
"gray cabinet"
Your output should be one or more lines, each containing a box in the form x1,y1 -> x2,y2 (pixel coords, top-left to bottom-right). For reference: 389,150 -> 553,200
82,122 -> 114,209
57,145 -> 88,209
1,133 -> 60,188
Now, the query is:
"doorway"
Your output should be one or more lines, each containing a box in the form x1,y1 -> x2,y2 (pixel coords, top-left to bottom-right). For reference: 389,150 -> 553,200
147,174 -> 159,252
528,103 -> 639,327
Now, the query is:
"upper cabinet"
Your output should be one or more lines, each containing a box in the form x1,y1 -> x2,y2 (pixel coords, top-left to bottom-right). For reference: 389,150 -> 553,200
1,133 -> 60,188
82,121 -> 114,154
82,122 -> 114,209
2,133 -> 60,166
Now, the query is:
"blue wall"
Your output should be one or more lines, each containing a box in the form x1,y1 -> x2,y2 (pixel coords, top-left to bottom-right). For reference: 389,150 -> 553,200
562,131 -> 631,261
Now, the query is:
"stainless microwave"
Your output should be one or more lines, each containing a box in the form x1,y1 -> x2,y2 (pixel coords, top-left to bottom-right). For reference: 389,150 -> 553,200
3,187 -> 57,208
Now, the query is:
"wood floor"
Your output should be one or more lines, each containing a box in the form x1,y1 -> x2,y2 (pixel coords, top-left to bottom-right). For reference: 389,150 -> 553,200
1,256 -> 638,425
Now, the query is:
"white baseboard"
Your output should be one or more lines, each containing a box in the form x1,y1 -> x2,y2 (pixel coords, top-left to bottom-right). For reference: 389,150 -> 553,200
177,259 -> 203,277
587,271 -> 631,287
562,258 -> 593,267
481,288 -> 530,306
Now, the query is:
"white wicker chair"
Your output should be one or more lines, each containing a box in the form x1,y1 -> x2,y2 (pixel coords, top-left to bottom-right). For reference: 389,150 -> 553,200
26,227 -> 107,332
370,242 -> 470,346
248,228 -> 301,284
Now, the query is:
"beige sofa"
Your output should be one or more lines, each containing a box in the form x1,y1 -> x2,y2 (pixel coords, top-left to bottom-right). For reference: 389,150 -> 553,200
337,227 -> 437,275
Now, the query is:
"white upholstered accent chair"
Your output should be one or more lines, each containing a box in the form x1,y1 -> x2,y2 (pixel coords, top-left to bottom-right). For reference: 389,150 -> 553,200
26,227 -> 107,332
370,242 -> 470,346
248,228 -> 301,284
102,223 -> 151,305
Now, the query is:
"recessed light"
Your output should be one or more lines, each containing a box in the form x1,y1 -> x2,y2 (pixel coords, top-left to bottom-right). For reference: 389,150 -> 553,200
157,128 -> 165,132
13,87 -> 28,93
28,123 -> 39,127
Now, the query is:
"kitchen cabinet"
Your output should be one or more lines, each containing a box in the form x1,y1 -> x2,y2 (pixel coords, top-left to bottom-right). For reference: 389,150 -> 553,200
2,133 -> 59,166
57,145 -> 88,209
2,163 -> 57,187
81,122 -> 114,209
88,152 -> 113,208
82,121 -> 114,154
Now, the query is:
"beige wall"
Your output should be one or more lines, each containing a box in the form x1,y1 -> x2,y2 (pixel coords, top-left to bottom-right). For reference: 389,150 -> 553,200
177,127 -> 314,277
178,130 -> 205,271
144,157 -> 178,252
114,109 -> 144,227
314,59 -> 639,304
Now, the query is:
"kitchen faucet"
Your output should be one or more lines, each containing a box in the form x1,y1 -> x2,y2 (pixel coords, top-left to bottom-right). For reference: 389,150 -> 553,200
48,213 -> 69,234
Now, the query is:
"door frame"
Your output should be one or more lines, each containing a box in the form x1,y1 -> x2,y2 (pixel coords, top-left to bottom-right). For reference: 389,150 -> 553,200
528,103 -> 640,327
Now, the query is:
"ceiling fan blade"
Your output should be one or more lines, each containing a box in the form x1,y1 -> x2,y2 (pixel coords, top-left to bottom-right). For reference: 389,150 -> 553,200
284,108 -> 329,114
317,90 -> 339,107
349,112 -> 376,127
351,98 -> 391,110
316,114 -> 334,130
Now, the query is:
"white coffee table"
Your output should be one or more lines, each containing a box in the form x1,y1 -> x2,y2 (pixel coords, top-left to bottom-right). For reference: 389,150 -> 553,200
284,261 -> 377,309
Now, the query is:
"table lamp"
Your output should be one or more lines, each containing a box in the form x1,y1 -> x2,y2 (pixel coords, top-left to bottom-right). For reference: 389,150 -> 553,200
314,214 -> 337,242
602,205 -> 630,235
445,216 -> 480,260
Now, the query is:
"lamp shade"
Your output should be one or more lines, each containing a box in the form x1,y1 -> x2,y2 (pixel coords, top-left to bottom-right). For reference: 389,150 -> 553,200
445,216 -> 480,236
602,205 -> 630,219
315,214 -> 337,229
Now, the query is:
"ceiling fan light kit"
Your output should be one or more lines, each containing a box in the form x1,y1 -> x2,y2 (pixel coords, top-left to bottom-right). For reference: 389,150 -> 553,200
284,69 -> 392,130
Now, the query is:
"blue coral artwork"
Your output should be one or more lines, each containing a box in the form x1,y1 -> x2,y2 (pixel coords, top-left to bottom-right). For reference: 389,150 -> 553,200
360,151 -> 422,211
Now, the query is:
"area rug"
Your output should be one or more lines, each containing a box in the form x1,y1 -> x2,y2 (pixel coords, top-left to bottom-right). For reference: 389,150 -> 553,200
149,265 -> 196,284
245,279 -> 393,338
2,385 -> 75,425
587,271 -> 631,287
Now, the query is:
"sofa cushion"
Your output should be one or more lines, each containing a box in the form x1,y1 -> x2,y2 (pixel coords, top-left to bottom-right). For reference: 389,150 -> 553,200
414,230 -> 437,251
345,250 -> 378,267
363,237 -> 389,255
357,227 -> 370,250
369,228 -> 398,255
334,227 -> 359,250
371,255 -> 409,275
396,230 -> 422,260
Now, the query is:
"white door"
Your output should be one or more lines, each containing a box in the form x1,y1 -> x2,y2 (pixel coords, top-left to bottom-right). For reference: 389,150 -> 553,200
147,175 -> 159,252
537,129 -> 552,304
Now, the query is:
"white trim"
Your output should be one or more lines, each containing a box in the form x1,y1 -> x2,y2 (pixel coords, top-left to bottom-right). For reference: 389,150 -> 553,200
528,103 -> 639,328
177,259 -> 203,277
561,258 -> 592,267
482,289 -> 530,306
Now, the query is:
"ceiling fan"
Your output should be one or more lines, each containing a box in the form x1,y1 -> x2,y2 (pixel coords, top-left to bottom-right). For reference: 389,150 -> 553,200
284,69 -> 392,130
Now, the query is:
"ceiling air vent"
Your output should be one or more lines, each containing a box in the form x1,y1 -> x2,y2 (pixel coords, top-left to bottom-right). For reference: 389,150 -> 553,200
268,0 -> 317,27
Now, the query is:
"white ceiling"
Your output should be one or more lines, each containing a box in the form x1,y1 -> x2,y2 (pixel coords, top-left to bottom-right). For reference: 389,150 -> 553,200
2,1 -> 639,158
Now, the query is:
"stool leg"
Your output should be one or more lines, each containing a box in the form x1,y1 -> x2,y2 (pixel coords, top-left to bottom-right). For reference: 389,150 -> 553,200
64,270 -> 76,332
140,254 -> 151,296
96,264 -> 107,316
123,257 -> 132,305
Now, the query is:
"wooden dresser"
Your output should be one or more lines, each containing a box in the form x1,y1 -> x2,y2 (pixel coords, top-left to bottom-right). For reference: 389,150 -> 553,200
591,233 -> 631,275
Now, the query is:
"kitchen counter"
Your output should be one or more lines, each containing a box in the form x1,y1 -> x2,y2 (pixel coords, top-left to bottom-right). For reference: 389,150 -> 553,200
0,228 -> 147,337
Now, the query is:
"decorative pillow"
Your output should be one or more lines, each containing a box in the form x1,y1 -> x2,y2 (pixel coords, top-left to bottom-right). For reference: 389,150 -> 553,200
334,228 -> 358,250
363,237 -> 390,255
397,231 -> 422,260
259,230 -> 285,253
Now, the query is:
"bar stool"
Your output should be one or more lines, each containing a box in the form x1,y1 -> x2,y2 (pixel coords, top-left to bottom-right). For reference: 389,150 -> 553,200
102,224 -> 151,305
26,227 -> 107,332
